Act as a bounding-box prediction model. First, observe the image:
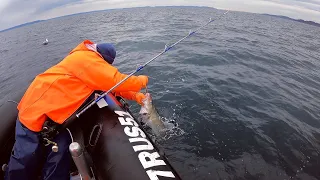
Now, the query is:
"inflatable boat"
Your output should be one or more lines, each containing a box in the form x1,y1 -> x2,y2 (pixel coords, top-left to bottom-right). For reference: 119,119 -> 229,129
0,92 -> 181,180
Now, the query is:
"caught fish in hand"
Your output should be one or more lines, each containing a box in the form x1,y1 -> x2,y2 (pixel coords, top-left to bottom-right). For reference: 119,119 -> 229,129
139,93 -> 165,136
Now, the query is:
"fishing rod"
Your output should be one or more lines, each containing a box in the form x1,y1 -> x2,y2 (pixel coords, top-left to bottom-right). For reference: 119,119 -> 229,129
76,10 -> 229,118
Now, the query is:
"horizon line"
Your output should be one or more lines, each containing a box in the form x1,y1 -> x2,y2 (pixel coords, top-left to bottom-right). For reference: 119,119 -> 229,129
0,5 -> 319,32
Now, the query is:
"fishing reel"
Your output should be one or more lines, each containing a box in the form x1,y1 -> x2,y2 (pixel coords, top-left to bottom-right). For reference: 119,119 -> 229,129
41,119 -> 61,152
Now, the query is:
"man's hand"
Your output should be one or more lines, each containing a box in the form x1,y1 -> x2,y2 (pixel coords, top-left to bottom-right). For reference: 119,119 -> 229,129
138,75 -> 148,89
135,92 -> 146,106
94,93 -> 100,100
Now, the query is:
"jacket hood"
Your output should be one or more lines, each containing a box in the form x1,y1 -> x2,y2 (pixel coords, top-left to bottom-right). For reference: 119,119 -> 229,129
69,40 -> 103,59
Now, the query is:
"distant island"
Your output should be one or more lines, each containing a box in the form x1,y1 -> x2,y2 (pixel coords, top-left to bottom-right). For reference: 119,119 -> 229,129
0,20 -> 44,33
262,14 -> 320,27
1,7 -> 319,32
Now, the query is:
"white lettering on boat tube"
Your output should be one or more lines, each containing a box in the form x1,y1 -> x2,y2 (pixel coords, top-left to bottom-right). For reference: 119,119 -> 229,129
114,110 -> 176,179
124,126 -> 147,138
118,116 -> 138,126
146,170 -> 176,180
138,152 -> 166,169
129,137 -> 154,152
115,111 -> 133,118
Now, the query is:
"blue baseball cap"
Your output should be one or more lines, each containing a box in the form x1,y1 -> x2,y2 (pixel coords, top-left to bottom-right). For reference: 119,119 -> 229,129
96,43 -> 116,64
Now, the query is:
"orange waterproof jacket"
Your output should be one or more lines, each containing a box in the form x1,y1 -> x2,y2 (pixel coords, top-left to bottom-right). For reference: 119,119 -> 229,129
18,40 -> 146,132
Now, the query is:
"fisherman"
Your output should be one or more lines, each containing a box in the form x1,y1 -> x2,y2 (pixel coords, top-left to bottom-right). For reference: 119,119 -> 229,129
5,40 -> 148,180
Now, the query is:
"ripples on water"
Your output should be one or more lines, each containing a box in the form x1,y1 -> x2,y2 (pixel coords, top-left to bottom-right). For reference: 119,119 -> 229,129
1,7 -> 320,180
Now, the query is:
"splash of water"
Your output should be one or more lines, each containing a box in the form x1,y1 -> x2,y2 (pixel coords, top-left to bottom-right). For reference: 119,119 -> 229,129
159,116 -> 185,140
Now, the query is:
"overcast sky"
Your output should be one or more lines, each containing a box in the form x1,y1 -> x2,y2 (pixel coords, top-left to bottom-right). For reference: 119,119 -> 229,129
0,0 -> 319,31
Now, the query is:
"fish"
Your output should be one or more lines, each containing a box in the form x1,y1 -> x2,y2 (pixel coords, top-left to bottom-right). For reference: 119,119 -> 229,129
139,93 -> 165,136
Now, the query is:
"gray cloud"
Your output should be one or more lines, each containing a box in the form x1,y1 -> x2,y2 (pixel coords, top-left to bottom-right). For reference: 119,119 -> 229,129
0,0 -> 80,30
264,0 -> 320,11
0,0 -> 319,31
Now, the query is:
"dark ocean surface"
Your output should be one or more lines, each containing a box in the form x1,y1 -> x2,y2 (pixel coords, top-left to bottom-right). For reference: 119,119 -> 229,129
0,6 -> 320,180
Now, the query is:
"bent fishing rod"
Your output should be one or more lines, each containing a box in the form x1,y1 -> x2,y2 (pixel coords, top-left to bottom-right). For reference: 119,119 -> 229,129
76,10 -> 229,118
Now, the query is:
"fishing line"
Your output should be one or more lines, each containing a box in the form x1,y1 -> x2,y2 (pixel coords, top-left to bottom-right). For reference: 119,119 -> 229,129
76,10 -> 230,118
66,128 -> 74,142
7,100 -> 18,105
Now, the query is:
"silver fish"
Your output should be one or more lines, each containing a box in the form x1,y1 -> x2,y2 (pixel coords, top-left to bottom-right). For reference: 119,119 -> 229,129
139,93 -> 165,136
